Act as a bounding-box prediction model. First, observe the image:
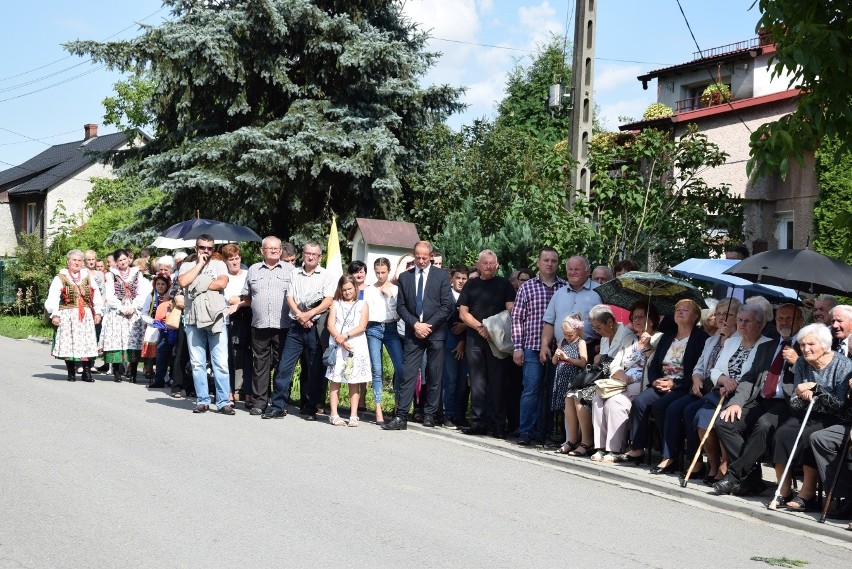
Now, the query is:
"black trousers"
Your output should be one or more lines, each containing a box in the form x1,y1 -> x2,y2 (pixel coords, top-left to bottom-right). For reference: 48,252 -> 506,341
398,334 -> 444,418
250,326 -> 287,411
715,397 -> 789,482
170,324 -> 191,395
811,423 -> 852,499
466,334 -> 508,429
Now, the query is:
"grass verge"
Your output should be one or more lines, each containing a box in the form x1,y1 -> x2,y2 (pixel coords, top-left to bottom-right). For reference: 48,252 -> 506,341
0,315 -> 53,340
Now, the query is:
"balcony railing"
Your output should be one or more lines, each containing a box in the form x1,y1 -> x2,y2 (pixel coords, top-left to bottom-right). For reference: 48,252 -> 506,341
692,37 -> 760,60
675,96 -> 703,113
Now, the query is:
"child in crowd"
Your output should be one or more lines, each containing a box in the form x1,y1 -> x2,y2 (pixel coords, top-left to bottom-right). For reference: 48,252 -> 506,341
552,313 -> 588,454
326,275 -> 371,426
141,274 -> 171,382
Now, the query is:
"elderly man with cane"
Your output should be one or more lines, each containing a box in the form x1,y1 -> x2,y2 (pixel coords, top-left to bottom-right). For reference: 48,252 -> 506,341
711,304 -> 803,496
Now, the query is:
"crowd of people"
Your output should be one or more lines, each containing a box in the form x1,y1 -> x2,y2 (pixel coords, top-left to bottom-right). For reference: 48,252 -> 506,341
44,240 -> 852,527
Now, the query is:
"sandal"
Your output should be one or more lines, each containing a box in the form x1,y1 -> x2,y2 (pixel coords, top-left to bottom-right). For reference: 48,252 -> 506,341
169,391 -> 183,399
569,443 -> 594,457
348,417 -> 360,427
785,494 -> 819,512
775,494 -> 793,509
555,441 -> 579,454
329,415 -> 347,427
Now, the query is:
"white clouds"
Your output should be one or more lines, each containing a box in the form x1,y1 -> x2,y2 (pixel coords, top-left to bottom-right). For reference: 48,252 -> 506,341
595,63 -> 643,93
404,0 -> 479,41
597,96 -> 656,131
517,2 -> 564,48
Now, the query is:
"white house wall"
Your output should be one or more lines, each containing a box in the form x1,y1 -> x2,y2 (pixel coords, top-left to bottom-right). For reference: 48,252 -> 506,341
44,161 -> 115,246
0,203 -> 16,257
752,52 -> 797,97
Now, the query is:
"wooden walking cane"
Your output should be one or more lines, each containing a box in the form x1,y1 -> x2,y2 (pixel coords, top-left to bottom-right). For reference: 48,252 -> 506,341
769,396 -> 816,510
679,394 -> 726,488
819,431 -> 852,523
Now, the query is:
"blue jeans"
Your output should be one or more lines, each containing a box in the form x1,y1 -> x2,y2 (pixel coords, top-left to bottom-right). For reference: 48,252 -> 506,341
366,322 -> 404,403
271,321 -> 324,412
442,333 -> 468,421
184,324 -> 230,409
518,349 -> 545,437
154,332 -> 174,383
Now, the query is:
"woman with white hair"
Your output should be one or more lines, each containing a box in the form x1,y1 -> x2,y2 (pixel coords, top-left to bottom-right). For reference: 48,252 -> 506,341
771,323 -> 852,511
44,250 -> 104,382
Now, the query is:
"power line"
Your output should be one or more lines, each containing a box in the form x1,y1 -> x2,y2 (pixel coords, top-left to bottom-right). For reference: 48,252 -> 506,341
430,36 -> 673,66
0,66 -> 105,104
674,0 -> 753,135
0,7 -> 167,83
0,129 -> 81,147
0,60 -> 93,95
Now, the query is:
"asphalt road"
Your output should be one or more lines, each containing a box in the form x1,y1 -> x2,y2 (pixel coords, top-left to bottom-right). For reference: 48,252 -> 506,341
1,335 -> 851,568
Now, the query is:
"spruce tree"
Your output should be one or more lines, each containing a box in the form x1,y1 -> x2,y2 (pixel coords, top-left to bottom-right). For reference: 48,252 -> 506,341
66,0 -> 463,242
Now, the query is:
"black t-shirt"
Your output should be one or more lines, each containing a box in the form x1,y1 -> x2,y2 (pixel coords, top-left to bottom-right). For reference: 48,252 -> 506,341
457,276 -> 516,323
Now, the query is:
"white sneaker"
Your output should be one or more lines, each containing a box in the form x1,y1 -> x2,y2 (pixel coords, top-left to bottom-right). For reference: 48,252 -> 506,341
590,450 -> 607,462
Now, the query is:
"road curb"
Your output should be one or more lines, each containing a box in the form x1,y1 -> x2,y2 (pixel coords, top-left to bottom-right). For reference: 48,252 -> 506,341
408,423 -> 852,543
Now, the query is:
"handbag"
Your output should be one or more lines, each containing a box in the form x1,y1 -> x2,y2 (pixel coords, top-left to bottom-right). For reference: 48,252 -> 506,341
164,302 -> 183,330
322,345 -> 337,367
566,355 -> 613,391
594,378 -> 627,400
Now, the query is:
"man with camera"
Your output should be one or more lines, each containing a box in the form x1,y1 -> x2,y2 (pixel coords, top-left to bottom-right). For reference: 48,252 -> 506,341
264,241 -> 335,420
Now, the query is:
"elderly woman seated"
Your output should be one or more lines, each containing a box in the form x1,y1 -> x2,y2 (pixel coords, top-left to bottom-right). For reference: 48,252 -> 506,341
683,303 -> 770,483
592,301 -> 662,462
616,299 -> 708,470
771,323 -> 852,511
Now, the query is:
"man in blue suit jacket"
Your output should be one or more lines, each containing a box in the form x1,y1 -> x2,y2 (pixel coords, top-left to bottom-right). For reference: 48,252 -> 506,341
383,241 -> 454,430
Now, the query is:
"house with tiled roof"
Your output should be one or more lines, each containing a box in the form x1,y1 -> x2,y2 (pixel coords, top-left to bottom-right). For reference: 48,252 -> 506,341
0,124 -> 147,256
620,31 -> 813,253
349,217 -> 420,283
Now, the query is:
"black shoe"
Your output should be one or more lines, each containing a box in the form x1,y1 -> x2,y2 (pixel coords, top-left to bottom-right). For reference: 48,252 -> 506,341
422,415 -> 435,427
218,405 -> 236,415
463,423 -> 488,436
381,416 -> 408,430
67,376 -> 76,382
712,473 -> 739,495
96,363 -> 110,373
81,370 -> 94,383
518,434 -> 532,446
412,411 -> 425,424
249,407 -> 264,416
148,380 -> 166,389
732,478 -> 769,497
193,404 -> 209,414
492,426 -> 507,439
262,408 -> 287,419
649,462 -> 678,475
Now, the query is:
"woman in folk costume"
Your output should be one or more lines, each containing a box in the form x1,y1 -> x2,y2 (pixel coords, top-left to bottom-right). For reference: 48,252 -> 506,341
99,248 -> 152,383
44,249 -> 104,382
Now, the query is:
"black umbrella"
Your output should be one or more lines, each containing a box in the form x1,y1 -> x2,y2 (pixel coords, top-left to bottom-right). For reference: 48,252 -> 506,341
159,218 -> 262,243
722,249 -> 852,296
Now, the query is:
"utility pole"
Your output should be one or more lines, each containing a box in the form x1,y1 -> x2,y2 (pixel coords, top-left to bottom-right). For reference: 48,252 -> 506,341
568,0 -> 596,206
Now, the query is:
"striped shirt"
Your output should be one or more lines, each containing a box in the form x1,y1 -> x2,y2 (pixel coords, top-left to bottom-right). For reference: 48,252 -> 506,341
242,261 -> 294,329
288,265 -> 336,320
511,275 -> 568,351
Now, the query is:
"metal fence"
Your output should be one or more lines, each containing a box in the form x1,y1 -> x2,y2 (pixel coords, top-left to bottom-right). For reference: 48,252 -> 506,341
0,259 -> 16,304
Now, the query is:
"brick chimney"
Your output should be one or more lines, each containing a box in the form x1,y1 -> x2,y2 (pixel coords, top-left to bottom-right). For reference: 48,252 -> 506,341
83,123 -> 98,140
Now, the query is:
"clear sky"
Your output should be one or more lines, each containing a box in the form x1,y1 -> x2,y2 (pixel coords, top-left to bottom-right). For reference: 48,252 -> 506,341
0,1 -> 761,167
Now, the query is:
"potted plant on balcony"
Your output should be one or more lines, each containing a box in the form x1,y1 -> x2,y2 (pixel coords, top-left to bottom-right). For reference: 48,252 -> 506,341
643,103 -> 674,120
700,82 -> 732,107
